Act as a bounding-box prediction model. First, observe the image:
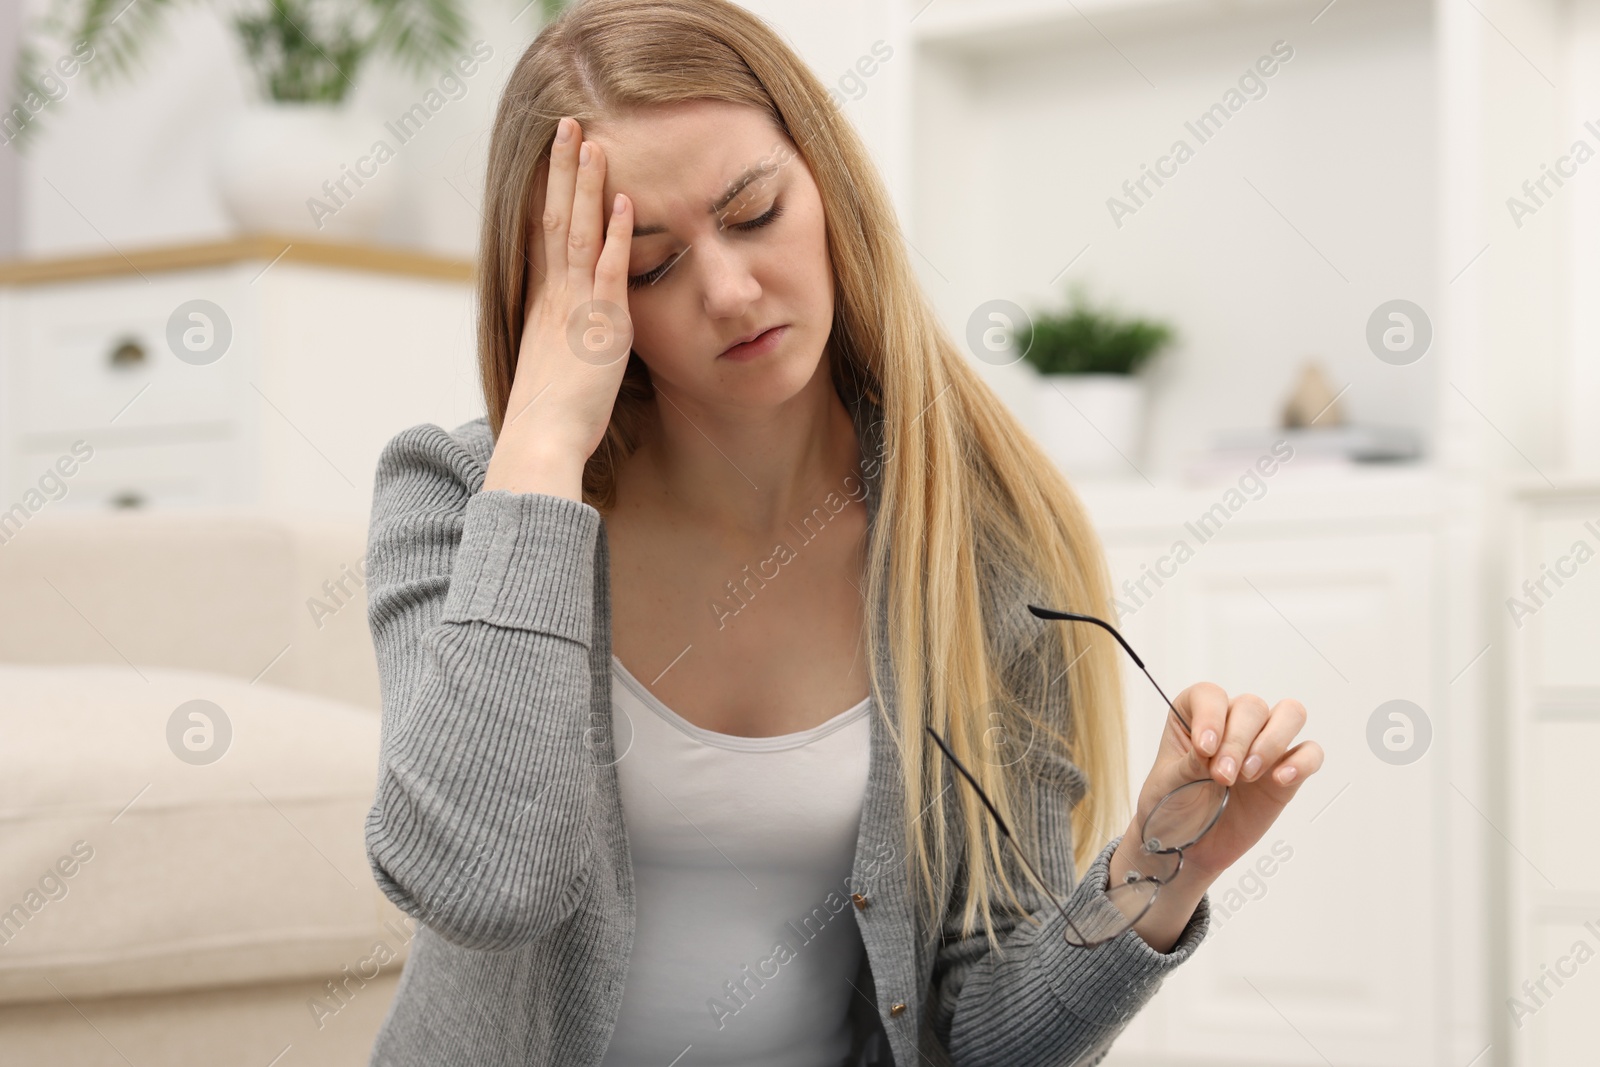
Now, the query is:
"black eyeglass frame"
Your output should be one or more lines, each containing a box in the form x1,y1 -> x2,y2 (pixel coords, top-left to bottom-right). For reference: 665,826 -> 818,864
922,604 -> 1230,949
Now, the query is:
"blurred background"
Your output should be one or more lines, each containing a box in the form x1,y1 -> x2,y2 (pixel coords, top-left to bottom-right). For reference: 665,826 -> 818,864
0,0 -> 1595,1064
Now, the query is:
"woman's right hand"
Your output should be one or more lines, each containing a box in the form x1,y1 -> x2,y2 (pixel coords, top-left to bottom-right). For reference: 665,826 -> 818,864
484,116 -> 635,497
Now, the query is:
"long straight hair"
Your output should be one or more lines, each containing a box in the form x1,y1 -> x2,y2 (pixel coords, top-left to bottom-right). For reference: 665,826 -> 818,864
475,0 -> 1129,952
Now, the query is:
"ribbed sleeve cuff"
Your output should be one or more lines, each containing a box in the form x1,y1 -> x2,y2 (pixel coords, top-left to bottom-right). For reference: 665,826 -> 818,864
439,488 -> 601,645
1037,835 -> 1210,1024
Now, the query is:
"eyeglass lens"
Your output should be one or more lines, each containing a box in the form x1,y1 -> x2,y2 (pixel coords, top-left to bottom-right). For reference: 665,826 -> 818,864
1061,780 -> 1228,947
1141,778 -> 1229,854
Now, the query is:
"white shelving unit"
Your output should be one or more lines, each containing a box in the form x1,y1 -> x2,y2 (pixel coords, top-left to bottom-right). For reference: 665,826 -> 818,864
873,0 -> 1600,1064
1504,477 -> 1600,1067
1068,464 -> 1456,1066
0,237 -> 486,522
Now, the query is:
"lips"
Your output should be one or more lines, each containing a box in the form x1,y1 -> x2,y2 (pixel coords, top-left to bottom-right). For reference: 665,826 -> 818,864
720,325 -> 781,355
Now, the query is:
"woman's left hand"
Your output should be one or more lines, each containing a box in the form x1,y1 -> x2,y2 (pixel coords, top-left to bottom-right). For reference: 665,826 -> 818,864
1130,682 -> 1324,881
1107,682 -> 1324,952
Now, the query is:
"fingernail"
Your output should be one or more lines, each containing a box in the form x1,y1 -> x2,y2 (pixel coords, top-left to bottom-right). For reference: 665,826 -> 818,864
614,193 -> 625,213
1276,765 -> 1298,785
1200,730 -> 1218,755
1216,756 -> 1236,782
1242,755 -> 1262,780
556,118 -> 572,144
580,142 -> 591,166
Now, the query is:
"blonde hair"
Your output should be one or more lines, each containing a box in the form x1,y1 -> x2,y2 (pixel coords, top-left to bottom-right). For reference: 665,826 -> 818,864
475,0 -> 1129,952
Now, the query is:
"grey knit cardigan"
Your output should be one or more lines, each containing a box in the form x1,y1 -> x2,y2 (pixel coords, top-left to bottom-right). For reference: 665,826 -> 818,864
361,391 -> 1209,1067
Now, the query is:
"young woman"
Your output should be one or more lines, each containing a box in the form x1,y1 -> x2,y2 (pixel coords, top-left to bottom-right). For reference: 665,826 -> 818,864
361,1 -> 1324,1064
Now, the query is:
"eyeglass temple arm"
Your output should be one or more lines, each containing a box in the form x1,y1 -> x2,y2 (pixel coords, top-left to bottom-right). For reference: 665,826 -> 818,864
1025,604 -> 1195,739
923,725 -> 1094,946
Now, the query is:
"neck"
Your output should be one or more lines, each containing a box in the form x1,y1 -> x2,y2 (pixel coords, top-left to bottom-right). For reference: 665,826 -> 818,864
622,361 -> 862,542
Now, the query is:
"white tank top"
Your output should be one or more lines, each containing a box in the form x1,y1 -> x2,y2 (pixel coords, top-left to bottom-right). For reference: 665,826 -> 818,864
599,654 -> 873,1067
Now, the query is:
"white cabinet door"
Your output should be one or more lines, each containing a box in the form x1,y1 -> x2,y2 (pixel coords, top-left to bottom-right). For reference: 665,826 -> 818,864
1507,495 -> 1600,1067
0,257 -> 482,518
0,269 -> 259,518
1102,528 -> 1438,1066
6,271 -> 253,435
251,264 -> 484,516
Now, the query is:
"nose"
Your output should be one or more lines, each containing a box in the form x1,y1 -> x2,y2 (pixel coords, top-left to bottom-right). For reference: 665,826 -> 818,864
695,236 -> 762,320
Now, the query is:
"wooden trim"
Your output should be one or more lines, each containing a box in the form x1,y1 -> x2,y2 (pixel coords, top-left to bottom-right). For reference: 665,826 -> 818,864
1508,474 -> 1600,500
0,234 -> 476,285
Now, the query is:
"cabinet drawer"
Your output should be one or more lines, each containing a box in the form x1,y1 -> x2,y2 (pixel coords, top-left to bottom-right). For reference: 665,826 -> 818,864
1519,506 -> 1600,692
1517,918 -> 1600,1065
7,273 -> 252,434
1527,720 -> 1600,894
7,433 -> 243,512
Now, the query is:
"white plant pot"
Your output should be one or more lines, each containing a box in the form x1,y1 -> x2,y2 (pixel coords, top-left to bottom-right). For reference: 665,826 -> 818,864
1033,373 -> 1148,479
213,100 -> 396,238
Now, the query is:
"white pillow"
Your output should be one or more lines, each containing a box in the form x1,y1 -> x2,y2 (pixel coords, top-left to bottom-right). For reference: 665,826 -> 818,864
0,663 -> 411,1005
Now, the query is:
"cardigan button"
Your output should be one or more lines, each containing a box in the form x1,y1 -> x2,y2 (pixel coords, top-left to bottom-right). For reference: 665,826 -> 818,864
852,893 -> 870,910
889,1002 -> 906,1016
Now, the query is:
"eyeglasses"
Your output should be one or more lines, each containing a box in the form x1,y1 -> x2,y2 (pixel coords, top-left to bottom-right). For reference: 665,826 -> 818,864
923,605 -> 1229,949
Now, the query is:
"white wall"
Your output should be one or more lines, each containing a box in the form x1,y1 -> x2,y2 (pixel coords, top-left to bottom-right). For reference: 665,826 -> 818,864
14,0 -> 542,258
11,0 -> 1597,485
0,0 -> 21,257
1562,1 -> 1600,473
910,0 -> 1439,480
13,0 -> 901,261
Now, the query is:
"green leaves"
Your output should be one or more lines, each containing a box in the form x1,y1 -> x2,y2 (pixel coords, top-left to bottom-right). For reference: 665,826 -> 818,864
5,0 -> 187,152
232,0 -> 370,103
3,0 -> 532,152
1016,286 -> 1175,377
364,0 -> 469,82
67,0 -> 190,90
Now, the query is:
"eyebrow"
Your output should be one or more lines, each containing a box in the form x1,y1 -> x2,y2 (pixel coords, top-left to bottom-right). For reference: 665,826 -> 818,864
626,160 -> 784,238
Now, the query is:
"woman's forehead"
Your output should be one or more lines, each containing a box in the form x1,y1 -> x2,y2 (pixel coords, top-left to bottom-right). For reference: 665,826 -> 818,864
594,108 -> 801,229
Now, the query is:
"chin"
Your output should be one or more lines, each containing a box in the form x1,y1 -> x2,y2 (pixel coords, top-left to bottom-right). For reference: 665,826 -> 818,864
650,331 -> 828,406
741,333 -> 829,389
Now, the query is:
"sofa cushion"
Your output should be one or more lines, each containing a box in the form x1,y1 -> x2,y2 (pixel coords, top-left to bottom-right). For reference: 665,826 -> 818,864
0,663 -> 413,1005
0,509 -> 381,713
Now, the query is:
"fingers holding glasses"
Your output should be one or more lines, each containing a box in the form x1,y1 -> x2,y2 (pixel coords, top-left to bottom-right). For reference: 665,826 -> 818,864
1168,681 -> 1229,773
1239,697 -> 1310,784
1250,738 -> 1326,799
1210,692 -> 1271,786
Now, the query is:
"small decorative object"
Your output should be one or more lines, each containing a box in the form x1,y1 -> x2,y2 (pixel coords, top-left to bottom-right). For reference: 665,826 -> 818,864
1017,283 -> 1176,479
1192,360 -> 1418,481
1281,360 -> 1345,428
7,0 -> 570,235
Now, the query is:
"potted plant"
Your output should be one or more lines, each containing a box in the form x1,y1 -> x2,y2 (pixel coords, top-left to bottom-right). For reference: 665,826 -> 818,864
1015,283 -> 1175,479
7,0 -> 570,236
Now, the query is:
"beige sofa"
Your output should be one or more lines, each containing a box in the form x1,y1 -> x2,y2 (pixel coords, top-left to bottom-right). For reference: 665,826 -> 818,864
0,507 -> 409,1066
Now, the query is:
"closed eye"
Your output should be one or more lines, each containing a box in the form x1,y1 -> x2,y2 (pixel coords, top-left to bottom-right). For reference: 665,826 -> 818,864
627,202 -> 785,290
